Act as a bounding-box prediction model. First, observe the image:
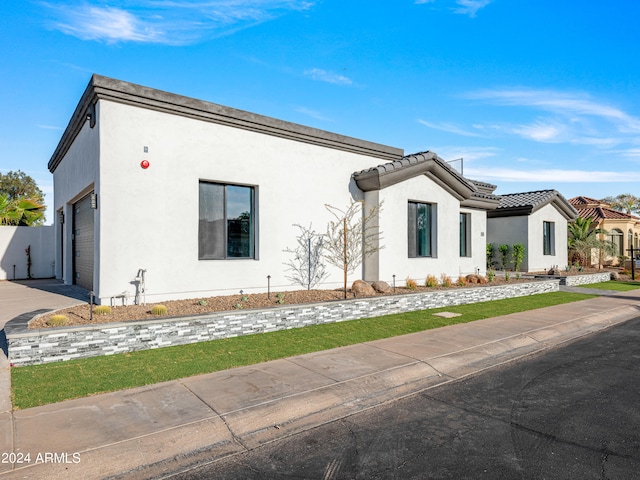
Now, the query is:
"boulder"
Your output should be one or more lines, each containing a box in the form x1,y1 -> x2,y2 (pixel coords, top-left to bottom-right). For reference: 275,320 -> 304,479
610,271 -> 619,281
465,274 -> 479,284
371,280 -> 392,293
351,280 -> 376,296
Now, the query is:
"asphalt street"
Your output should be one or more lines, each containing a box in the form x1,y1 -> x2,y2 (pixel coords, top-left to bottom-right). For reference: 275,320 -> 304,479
170,316 -> 640,480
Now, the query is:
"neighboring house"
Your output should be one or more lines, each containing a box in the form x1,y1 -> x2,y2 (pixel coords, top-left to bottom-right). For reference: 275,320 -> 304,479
487,190 -> 578,272
48,75 -> 506,304
569,196 -> 640,264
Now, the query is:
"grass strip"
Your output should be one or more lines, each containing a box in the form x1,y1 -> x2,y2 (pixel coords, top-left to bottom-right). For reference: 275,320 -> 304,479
12,291 -> 594,409
578,280 -> 640,292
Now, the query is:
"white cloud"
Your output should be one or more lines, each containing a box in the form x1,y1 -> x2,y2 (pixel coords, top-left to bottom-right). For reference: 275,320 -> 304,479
293,106 -> 333,122
512,120 -> 564,142
43,1 -> 315,44
464,167 -> 640,183
418,119 -> 484,137
304,68 -> 352,85
453,0 -> 492,17
467,88 -> 640,134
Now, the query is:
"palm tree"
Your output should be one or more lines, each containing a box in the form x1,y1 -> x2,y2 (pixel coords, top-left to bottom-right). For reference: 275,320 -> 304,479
0,194 -> 45,226
601,194 -> 640,215
568,216 -> 616,268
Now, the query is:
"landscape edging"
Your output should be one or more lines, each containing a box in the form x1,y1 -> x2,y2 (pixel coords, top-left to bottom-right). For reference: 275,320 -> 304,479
6,280 -> 563,366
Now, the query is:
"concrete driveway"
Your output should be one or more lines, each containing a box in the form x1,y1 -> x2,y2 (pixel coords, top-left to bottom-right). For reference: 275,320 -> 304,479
0,279 -> 87,330
0,279 -> 86,415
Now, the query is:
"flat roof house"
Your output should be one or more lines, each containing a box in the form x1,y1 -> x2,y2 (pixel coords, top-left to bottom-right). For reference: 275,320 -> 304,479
49,75 -> 546,304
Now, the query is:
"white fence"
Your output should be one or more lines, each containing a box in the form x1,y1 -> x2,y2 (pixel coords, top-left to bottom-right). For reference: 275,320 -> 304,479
0,226 -> 55,280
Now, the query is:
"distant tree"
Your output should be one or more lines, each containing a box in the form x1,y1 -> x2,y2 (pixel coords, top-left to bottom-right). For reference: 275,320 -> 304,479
0,170 -> 46,225
600,194 -> 640,215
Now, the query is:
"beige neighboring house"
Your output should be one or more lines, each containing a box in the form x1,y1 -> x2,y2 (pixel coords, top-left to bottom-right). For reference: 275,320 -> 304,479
569,196 -> 640,265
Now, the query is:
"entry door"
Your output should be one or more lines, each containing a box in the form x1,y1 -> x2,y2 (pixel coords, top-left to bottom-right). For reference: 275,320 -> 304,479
72,193 -> 94,291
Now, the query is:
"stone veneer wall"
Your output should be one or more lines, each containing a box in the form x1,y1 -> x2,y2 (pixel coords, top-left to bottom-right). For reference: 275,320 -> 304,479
561,272 -> 611,286
7,280 -> 560,366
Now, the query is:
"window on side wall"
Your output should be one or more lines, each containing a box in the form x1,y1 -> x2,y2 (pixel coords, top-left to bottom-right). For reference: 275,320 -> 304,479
460,212 -> 471,257
199,182 -> 255,260
543,221 -> 555,255
408,201 -> 435,257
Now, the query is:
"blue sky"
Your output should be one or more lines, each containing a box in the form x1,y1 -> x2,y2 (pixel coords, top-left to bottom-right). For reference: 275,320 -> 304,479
2,1 -> 640,223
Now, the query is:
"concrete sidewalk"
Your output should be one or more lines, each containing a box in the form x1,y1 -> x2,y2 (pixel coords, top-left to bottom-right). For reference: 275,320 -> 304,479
0,285 -> 639,479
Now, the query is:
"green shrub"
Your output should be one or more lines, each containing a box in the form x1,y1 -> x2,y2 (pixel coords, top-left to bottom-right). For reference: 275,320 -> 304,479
276,293 -> 285,304
425,274 -> 438,288
150,305 -> 168,316
198,299 -> 208,306
405,277 -> 417,290
46,315 -> 69,327
93,305 -> 111,315
487,269 -> 495,282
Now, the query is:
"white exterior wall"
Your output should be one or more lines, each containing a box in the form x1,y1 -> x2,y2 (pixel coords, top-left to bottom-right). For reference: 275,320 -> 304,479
94,100 -> 387,302
373,175 -> 464,286
459,207 -> 488,277
0,226 -> 55,279
527,204 -> 569,272
52,118 -> 100,285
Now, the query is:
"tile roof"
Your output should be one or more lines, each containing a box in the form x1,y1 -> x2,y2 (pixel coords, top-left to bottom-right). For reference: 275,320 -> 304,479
488,189 -> 578,220
569,196 -> 603,207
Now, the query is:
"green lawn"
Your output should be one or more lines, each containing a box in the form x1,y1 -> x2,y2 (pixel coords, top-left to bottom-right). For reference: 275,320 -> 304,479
581,280 -> 640,292
11,291 -> 594,409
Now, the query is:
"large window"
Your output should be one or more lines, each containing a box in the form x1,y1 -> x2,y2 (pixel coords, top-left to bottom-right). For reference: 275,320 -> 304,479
408,202 -> 434,257
609,229 -> 623,256
199,182 -> 255,260
460,212 -> 471,257
543,221 -> 555,255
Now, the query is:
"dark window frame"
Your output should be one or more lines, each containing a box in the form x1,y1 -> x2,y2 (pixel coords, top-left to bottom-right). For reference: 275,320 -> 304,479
408,201 -> 435,258
543,221 -> 555,256
460,212 -> 471,257
198,181 -> 256,260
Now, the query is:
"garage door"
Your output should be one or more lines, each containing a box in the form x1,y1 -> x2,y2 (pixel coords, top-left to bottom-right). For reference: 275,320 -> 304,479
73,193 -> 94,291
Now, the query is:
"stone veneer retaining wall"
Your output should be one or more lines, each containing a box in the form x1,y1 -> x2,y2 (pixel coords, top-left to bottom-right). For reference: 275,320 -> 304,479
561,271 -> 611,286
6,280 -> 562,366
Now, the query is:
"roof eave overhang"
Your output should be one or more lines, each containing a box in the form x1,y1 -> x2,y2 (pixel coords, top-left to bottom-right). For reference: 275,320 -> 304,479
49,74 -> 404,173
354,153 -> 476,201
461,196 -> 501,210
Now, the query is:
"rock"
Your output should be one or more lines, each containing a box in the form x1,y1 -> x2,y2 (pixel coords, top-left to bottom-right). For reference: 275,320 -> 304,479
351,280 -> 376,296
371,281 -> 392,293
547,267 -> 558,275
465,274 -> 479,284
610,271 -> 619,281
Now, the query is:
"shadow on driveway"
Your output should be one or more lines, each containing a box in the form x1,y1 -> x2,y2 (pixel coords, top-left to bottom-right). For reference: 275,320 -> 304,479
11,279 -> 89,302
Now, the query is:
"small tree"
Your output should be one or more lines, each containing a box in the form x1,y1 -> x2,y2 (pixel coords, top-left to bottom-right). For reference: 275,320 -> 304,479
498,244 -> 510,270
486,243 -> 495,269
323,200 -> 383,298
283,224 -> 329,290
512,243 -> 525,272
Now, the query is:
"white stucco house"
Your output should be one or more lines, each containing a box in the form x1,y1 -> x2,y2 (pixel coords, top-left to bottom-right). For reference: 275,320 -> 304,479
487,190 -> 578,272
48,75 -> 568,304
